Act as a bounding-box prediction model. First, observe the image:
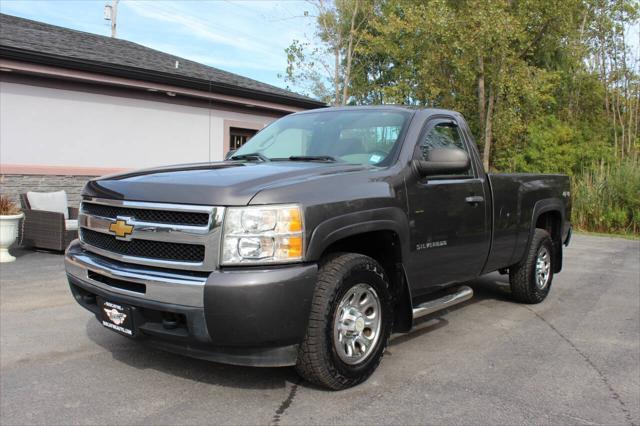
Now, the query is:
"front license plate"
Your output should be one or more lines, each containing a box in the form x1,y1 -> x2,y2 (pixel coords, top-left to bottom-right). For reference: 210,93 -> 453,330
99,299 -> 134,336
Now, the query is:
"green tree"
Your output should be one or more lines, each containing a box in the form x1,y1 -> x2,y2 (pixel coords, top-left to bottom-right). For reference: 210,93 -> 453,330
353,0 -> 591,170
283,0 -> 374,105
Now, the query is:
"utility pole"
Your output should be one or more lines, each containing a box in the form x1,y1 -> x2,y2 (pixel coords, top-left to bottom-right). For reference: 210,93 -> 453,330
104,0 -> 120,38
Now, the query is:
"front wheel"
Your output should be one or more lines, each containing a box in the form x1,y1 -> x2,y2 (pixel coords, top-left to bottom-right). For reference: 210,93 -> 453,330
509,229 -> 554,304
295,253 -> 392,390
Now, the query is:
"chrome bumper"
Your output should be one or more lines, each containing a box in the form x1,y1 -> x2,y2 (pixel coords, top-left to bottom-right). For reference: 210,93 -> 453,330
65,240 -> 207,307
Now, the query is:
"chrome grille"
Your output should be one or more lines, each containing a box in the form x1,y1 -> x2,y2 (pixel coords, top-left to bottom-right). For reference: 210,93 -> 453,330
80,228 -> 205,262
81,203 -> 209,226
78,198 -> 223,271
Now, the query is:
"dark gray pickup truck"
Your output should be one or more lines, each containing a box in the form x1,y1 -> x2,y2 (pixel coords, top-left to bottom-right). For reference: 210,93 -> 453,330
65,106 -> 571,389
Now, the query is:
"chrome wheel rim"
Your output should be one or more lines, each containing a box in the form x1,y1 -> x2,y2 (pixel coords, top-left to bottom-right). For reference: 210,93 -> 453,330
535,246 -> 551,290
333,283 -> 382,365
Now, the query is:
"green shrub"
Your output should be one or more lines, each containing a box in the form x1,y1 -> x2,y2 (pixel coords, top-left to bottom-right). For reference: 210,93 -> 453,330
514,116 -> 612,176
572,160 -> 640,235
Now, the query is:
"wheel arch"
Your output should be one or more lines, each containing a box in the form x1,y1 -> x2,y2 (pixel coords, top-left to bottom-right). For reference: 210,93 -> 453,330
307,209 -> 413,333
525,199 -> 565,273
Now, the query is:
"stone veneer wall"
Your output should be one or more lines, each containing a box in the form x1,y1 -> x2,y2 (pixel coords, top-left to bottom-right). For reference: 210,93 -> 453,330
0,174 -> 96,208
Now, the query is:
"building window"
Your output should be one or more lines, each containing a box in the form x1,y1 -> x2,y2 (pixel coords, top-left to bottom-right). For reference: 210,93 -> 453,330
230,127 -> 257,151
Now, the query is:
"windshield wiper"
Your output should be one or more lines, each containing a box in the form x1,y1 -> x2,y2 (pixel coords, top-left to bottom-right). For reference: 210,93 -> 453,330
230,153 -> 270,162
288,155 -> 338,163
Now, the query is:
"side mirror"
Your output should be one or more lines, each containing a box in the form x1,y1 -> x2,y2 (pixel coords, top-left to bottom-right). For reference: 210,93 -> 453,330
225,150 -> 237,160
414,148 -> 470,176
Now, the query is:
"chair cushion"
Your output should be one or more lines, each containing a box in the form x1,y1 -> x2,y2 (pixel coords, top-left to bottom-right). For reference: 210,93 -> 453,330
65,219 -> 78,231
26,191 -> 69,219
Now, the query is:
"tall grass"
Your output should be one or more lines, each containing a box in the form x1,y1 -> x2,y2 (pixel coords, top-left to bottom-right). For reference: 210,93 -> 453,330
572,160 -> 640,235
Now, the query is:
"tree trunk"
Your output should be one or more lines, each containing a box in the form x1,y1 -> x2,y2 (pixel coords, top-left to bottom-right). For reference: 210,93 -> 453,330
599,32 -> 609,115
629,79 -> 640,154
612,88 -> 618,159
570,11 -> 589,116
482,88 -> 495,171
342,0 -> 359,105
334,38 -> 341,106
477,56 -> 486,140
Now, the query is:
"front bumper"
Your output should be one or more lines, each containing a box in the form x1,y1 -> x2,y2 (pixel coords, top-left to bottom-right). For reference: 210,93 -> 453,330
65,241 -> 318,366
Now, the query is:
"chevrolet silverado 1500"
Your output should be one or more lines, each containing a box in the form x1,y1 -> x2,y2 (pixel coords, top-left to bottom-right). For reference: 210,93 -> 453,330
65,106 -> 571,389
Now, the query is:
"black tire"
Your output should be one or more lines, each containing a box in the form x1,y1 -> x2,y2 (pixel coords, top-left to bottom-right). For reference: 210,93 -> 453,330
509,229 -> 554,304
295,253 -> 393,390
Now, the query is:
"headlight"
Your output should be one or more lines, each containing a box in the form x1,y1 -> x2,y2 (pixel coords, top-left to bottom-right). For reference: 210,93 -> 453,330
221,205 -> 304,265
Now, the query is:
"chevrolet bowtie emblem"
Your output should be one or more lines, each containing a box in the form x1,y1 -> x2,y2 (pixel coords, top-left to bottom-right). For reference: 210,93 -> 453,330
109,218 -> 134,239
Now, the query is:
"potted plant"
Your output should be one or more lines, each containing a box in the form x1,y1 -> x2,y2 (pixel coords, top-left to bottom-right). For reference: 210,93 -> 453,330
0,196 -> 23,263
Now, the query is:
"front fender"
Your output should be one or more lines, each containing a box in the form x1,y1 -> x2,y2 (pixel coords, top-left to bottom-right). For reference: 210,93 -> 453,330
305,207 -> 410,262
305,206 -> 414,333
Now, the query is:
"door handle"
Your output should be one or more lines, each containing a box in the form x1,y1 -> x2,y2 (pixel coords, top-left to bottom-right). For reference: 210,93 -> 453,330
465,195 -> 484,204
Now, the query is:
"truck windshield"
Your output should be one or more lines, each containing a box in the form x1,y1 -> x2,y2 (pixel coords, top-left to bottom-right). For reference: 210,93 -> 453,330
232,109 -> 412,166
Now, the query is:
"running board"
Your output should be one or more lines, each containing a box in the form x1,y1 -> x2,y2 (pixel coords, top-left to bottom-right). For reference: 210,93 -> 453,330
412,285 -> 474,320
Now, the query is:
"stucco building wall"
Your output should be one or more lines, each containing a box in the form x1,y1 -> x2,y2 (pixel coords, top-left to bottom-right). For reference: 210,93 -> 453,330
0,81 -> 276,169
0,80 -> 286,205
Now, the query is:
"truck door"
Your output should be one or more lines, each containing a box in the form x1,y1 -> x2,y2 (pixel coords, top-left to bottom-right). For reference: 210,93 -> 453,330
405,117 -> 491,296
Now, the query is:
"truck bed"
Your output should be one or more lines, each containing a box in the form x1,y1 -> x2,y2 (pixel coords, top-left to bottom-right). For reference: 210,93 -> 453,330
483,173 -> 571,274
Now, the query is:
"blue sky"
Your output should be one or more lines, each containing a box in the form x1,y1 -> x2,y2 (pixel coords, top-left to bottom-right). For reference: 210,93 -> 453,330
0,0 -> 317,92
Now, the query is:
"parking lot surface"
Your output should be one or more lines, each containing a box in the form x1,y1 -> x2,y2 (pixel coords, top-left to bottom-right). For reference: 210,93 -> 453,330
1,234 -> 638,425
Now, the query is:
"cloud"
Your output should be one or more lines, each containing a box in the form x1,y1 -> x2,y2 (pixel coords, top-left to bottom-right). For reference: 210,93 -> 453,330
123,2 -> 287,62
141,41 -> 280,72
125,2 -> 249,50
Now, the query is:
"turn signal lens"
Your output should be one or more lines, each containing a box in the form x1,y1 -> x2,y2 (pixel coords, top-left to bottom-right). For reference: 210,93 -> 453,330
286,208 -> 302,233
277,235 -> 303,259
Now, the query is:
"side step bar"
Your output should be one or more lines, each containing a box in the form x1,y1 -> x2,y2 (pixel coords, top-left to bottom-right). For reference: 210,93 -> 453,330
412,285 -> 474,320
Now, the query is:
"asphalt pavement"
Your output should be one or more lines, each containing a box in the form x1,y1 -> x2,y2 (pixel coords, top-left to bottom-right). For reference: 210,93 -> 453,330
1,234 -> 638,425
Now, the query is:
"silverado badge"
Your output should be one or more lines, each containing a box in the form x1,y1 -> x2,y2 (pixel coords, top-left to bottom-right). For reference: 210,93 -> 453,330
109,217 -> 134,240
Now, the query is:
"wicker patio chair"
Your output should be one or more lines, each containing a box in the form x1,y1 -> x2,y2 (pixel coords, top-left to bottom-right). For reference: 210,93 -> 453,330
19,192 -> 79,252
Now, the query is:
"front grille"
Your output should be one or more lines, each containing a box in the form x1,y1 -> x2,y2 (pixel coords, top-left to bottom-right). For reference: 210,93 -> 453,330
81,203 -> 210,227
81,229 -> 205,263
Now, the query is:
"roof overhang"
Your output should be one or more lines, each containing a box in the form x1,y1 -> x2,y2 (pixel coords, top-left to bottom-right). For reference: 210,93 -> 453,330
0,47 -> 326,112
0,57 -> 317,114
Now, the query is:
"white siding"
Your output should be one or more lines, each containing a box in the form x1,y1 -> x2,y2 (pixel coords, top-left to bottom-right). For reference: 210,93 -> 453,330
0,82 -> 275,169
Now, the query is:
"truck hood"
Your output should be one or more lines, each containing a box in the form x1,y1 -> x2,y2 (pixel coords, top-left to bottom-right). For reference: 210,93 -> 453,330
83,161 -> 371,206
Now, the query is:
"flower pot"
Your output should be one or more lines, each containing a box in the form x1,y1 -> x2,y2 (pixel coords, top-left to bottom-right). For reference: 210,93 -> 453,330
0,213 -> 24,263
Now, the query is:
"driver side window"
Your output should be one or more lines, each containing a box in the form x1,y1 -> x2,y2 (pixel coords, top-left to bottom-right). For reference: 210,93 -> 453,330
419,122 -> 472,175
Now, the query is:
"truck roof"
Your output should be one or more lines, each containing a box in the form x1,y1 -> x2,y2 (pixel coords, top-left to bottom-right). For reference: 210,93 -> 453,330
295,105 -> 462,116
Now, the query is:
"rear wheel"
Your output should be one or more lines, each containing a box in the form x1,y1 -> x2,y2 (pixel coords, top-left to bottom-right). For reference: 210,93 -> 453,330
295,253 -> 392,390
509,229 -> 554,304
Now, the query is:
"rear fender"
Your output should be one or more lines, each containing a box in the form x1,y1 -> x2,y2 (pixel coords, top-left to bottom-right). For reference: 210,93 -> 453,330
523,198 -> 565,273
